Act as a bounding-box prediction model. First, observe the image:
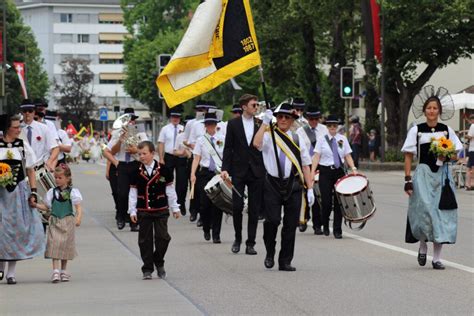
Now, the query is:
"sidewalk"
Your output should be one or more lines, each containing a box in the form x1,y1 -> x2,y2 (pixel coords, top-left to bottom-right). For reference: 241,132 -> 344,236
1,212 -> 201,316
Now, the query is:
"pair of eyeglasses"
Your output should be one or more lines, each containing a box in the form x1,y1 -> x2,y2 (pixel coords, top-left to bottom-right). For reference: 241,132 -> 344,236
247,102 -> 259,108
22,109 -> 34,113
276,114 -> 292,120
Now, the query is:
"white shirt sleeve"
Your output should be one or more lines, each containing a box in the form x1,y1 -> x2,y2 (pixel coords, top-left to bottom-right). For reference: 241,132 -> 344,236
166,184 -> 180,213
46,126 -> 59,150
70,188 -> 83,206
24,141 -> 38,168
58,130 -> 72,146
448,126 -> 463,152
193,137 -> 203,156
43,188 -> 54,209
342,136 -> 352,156
107,134 -> 119,150
128,187 -> 137,216
314,135 -> 324,154
158,125 -> 167,143
298,137 -> 312,166
401,125 -> 418,154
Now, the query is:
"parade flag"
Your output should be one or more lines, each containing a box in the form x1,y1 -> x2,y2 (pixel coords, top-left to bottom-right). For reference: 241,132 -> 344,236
361,0 -> 381,62
14,62 -> 28,98
156,0 -> 261,108
66,123 -> 78,135
370,0 -> 381,62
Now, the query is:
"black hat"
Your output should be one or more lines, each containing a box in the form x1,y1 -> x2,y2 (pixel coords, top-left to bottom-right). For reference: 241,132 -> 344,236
20,99 -> 35,110
203,112 -> 219,124
324,114 -> 341,125
45,110 -> 58,121
195,100 -> 216,110
273,103 -> 299,119
33,98 -> 48,108
124,107 -> 139,120
169,105 -> 183,117
304,106 -> 321,118
231,104 -> 242,113
291,97 -> 306,109
205,100 -> 217,109
350,115 -> 359,123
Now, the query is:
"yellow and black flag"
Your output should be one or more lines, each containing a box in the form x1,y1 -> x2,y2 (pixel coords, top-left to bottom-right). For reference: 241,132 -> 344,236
156,0 -> 261,108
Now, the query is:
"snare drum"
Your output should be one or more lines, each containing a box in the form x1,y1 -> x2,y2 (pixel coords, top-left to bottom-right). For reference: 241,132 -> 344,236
334,174 -> 376,230
204,175 -> 233,215
32,166 -> 55,223
313,171 -> 322,207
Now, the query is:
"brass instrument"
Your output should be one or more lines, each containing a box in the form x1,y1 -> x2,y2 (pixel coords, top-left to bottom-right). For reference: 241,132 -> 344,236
112,114 -> 146,159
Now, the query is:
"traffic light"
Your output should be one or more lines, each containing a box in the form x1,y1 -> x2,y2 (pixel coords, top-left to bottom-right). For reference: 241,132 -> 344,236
157,54 -> 171,100
340,67 -> 354,99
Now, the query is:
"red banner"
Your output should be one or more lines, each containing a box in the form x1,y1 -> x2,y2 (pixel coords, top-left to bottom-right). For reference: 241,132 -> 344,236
370,0 -> 381,62
14,62 -> 28,98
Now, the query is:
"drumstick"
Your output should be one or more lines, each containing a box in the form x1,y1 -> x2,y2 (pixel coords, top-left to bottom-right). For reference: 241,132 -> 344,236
223,178 -> 243,199
190,182 -> 195,200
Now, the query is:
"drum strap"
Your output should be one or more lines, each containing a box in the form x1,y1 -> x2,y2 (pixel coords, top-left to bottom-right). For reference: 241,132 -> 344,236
303,125 -> 317,147
203,135 -> 222,173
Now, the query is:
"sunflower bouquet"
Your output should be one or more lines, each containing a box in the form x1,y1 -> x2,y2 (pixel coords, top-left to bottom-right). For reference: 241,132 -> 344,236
0,162 -> 15,187
429,136 -> 456,166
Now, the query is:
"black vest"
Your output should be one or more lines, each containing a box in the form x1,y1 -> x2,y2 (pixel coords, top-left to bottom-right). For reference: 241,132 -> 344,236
132,161 -> 173,212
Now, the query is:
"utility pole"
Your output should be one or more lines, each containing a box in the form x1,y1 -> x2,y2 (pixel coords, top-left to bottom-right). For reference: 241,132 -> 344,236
380,2 -> 386,162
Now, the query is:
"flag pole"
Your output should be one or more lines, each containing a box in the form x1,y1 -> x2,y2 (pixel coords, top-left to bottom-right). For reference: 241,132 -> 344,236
258,66 -> 283,179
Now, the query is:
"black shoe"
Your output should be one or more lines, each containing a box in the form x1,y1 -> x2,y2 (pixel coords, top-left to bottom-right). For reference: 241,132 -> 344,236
157,266 -> 167,279
117,220 -> 125,230
196,218 -> 203,227
204,231 -> 211,241
334,232 -> 343,239
130,223 -> 139,232
245,245 -> 257,255
432,261 -> 445,270
323,228 -> 330,236
417,252 -> 427,266
299,223 -> 307,232
231,241 -> 241,253
213,238 -> 221,244
189,214 -> 197,222
264,256 -> 274,269
314,227 -> 323,235
7,277 -> 16,284
278,264 -> 296,272
142,272 -> 152,280
180,208 -> 187,216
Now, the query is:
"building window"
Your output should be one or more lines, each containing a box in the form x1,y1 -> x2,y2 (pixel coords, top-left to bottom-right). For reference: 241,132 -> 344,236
98,13 -> 124,24
99,58 -> 124,64
60,34 -> 73,43
76,14 -> 90,23
60,13 -> 73,23
100,79 -> 124,84
77,34 -> 90,43
99,73 -> 125,84
99,33 -> 128,44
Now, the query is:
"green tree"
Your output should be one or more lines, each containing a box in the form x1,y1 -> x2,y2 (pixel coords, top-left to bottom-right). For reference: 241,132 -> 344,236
54,58 -> 96,127
383,0 -> 474,148
2,0 -> 48,114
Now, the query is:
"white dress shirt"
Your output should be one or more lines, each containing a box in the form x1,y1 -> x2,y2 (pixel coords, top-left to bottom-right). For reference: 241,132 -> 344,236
193,132 -> 225,168
216,121 -> 227,138
260,130 -> 311,178
296,124 -> 328,157
315,133 -> 352,166
469,124 -> 474,152
42,119 -> 60,142
242,115 -> 255,146
107,130 -> 148,162
57,129 -> 72,161
128,160 -> 180,216
21,120 -> 58,165
183,118 -> 197,142
188,121 -> 205,145
158,123 -> 184,154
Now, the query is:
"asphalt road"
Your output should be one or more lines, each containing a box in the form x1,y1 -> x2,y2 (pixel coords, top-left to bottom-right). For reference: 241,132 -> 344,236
2,161 -> 473,315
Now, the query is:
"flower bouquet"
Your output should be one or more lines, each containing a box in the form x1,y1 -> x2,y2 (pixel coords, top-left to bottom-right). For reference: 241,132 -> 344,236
429,136 -> 456,166
0,162 -> 15,187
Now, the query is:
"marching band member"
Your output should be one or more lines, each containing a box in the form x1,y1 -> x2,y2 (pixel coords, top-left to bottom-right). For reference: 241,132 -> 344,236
34,99 -> 60,147
183,101 -> 209,223
20,99 -> 59,171
231,103 -> 243,119
253,103 -> 314,271
291,97 -> 308,130
45,110 -> 71,165
296,106 -> 328,234
106,108 -> 148,231
103,136 -> 121,230
402,86 -> 462,270
221,94 -> 264,255
311,115 -> 357,239
158,107 -> 187,216
190,112 -> 225,243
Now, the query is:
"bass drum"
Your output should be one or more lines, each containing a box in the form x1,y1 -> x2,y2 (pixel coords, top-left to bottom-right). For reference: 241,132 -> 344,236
334,174 -> 376,230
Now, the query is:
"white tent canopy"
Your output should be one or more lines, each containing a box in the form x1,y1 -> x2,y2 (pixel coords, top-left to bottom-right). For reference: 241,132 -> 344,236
451,91 -> 474,110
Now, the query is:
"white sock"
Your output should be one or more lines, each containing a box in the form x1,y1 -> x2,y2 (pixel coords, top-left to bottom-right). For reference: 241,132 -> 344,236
433,243 -> 443,262
53,269 -> 60,274
419,241 -> 428,255
6,261 -> 16,278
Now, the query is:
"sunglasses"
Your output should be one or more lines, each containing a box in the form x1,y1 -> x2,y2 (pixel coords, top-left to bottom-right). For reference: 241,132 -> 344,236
246,102 -> 259,108
22,109 -> 35,113
276,114 -> 293,120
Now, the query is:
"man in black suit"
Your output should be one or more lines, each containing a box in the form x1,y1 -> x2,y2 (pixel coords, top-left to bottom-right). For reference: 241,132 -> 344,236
221,94 -> 264,255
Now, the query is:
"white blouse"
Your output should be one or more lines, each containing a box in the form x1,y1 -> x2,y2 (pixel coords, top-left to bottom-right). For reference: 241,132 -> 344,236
401,125 -> 463,155
0,140 -> 37,168
43,187 -> 83,209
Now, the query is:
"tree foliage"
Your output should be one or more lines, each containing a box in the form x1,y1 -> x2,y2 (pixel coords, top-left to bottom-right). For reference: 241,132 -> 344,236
2,0 -> 48,114
54,58 -> 96,127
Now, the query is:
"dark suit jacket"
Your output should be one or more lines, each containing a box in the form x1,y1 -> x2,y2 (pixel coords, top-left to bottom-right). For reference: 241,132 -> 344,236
222,116 -> 264,179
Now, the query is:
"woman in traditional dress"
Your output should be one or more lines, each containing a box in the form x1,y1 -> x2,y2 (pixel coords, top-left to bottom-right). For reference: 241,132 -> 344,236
0,114 -> 45,284
402,86 -> 463,270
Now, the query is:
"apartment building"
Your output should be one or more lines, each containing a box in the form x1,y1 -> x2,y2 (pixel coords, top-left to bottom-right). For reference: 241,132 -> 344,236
15,0 -> 147,119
